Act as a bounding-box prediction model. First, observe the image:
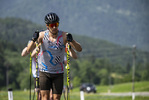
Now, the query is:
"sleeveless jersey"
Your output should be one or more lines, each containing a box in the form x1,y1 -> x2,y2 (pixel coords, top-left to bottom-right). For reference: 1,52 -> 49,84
32,53 -> 40,78
27,40 -> 40,78
39,30 -> 65,74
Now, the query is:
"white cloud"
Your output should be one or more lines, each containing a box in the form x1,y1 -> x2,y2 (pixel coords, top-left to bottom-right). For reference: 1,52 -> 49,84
96,6 -> 108,13
116,9 -> 131,16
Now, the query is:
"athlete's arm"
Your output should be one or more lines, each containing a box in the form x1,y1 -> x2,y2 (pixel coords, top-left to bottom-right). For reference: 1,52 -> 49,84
27,31 -> 43,53
66,43 -> 77,59
31,44 -> 41,57
70,40 -> 82,52
27,41 -> 36,53
21,47 -> 29,57
69,48 -> 77,59
63,32 -> 82,52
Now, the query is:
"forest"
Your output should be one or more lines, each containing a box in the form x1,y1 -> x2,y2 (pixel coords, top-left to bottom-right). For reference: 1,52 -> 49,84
0,17 -> 149,90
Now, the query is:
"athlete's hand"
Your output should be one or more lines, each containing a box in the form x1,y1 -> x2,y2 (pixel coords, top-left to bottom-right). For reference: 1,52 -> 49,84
67,33 -> 73,42
32,30 -> 39,42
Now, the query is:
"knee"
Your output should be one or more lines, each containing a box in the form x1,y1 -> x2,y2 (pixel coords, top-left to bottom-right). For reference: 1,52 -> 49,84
42,93 -> 49,98
40,90 -> 49,99
53,94 -> 61,100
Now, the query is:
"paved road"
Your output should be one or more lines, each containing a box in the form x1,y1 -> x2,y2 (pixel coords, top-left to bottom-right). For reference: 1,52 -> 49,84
100,92 -> 149,96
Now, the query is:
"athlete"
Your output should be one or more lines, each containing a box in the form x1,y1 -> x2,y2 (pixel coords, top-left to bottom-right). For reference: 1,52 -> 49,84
27,12 -> 82,100
21,41 -> 41,100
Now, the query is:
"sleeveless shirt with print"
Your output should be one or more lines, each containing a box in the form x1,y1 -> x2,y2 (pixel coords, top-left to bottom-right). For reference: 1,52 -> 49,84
39,30 -> 65,74
28,40 -> 40,77
32,54 -> 40,78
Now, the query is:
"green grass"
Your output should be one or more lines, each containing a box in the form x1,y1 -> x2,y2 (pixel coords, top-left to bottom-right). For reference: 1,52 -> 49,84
0,90 -> 30,100
1,90 -> 149,100
96,81 -> 149,93
1,81 -> 149,100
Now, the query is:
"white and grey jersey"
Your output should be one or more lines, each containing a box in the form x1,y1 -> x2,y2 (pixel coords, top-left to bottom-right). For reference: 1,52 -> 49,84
39,30 -> 65,74
32,54 -> 40,78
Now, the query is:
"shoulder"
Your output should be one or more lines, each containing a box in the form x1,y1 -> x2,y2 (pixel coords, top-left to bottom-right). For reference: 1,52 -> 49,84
39,30 -> 46,37
62,31 -> 66,35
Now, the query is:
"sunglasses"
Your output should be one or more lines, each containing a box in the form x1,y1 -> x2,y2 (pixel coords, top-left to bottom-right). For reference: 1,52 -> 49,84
48,22 -> 59,28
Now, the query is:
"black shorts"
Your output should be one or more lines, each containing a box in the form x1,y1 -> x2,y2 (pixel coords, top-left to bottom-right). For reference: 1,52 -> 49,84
39,71 -> 63,94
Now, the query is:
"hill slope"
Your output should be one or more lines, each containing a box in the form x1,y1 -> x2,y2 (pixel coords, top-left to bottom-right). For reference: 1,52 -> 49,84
0,17 -> 149,66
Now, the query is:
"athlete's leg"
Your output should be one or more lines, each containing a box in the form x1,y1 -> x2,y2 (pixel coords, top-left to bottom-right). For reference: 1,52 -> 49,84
39,72 -> 51,100
40,90 -> 49,100
52,73 -> 63,100
53,94 -> 61,100
49,89 -> 53,100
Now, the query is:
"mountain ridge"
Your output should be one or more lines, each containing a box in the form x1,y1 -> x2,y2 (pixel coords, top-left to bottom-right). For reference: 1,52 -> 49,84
0,0 -> 149,51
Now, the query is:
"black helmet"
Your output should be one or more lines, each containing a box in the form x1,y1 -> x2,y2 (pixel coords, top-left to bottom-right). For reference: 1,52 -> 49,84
44,12 -> 59,24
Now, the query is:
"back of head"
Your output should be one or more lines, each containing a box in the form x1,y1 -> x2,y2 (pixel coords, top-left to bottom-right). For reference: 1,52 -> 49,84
44,12 -> 59,24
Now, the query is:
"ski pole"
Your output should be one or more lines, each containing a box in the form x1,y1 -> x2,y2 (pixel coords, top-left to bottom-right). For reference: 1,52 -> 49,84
66,43 -> 70,100
33,89 -> 35,100
29,52 -> 32,100
35,43 -> 39,100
